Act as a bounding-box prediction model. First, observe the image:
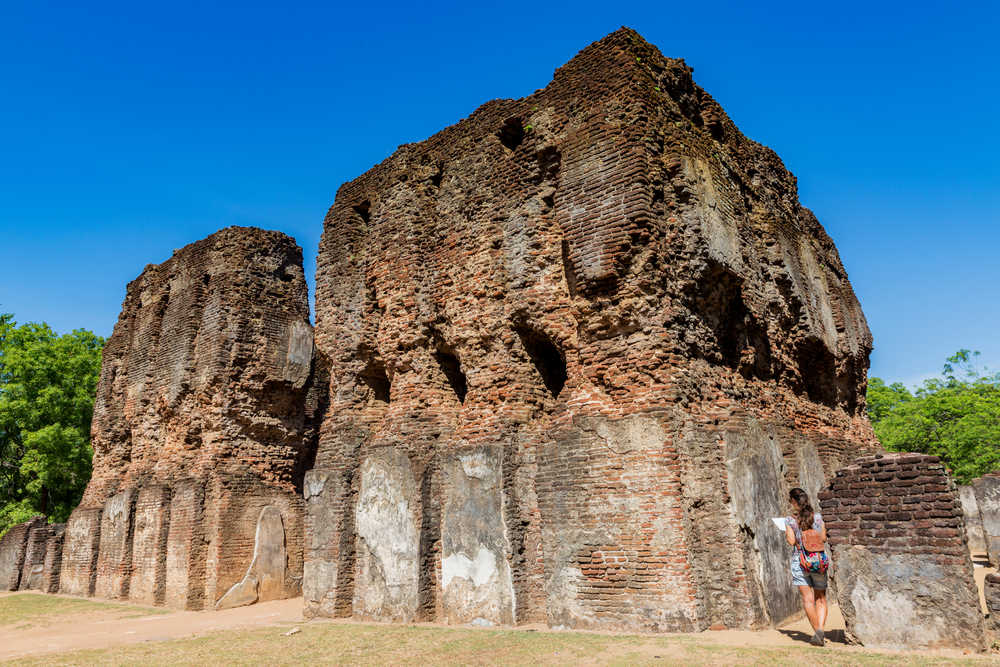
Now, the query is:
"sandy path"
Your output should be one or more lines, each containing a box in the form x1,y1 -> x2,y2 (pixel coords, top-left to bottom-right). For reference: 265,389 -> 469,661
0,593 -> 303,661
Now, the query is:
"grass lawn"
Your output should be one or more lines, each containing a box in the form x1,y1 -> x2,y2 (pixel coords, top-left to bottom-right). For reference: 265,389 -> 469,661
0,592 -> 167,630
8,617 -> 988,666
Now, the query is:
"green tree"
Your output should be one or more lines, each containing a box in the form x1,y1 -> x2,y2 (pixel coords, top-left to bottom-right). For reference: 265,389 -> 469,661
868,350 -> 1000,484
0,313 -> 104,536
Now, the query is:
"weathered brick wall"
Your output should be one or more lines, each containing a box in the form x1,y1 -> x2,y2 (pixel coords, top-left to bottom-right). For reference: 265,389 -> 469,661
60,507 -> 102,596
972,472 -> 1000,565
129,485 -> 171,604
305,28 -> 878,632
820,453 -> 985,651
41,524 -> 66,593
18,521 -> 57,591
0,518 -> 44,590
61,227 -> 324,610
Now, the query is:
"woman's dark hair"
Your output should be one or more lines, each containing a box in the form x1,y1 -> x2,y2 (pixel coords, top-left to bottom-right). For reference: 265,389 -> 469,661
789,487 -> 814,530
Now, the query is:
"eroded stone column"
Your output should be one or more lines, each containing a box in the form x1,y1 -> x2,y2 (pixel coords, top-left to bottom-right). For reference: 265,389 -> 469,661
441,446 -> 515,625
353,449 -> 421,622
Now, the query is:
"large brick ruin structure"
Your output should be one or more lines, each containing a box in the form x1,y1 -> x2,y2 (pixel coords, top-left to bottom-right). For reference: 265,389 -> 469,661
58,227 -> 323,609
15,28 -> 902,632
819,453 -> 986,651
303,28 -> 878,632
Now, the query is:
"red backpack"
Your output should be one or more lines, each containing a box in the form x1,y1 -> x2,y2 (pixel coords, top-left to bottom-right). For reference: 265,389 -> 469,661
798,527 -> 829,574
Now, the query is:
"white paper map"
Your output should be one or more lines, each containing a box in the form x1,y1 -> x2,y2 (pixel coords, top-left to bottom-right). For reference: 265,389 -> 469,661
771,517 -> 787,531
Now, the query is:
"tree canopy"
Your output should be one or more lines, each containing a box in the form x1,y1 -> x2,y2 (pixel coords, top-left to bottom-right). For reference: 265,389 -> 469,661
0,312 -> 104,537
868,350 -> 1000,485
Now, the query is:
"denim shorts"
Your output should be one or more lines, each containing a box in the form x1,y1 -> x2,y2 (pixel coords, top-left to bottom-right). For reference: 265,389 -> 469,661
791,556 -> 828,589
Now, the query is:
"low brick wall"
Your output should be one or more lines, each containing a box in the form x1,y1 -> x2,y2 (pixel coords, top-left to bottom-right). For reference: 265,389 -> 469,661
819,453 -> 985,651
0,517 -> 45,591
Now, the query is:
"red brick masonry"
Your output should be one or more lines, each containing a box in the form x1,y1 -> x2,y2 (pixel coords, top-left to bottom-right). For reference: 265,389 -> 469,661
820,453 -> 985,650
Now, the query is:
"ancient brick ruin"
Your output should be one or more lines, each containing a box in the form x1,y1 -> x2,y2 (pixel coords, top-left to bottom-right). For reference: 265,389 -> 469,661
9,28 -> 903,632
303,28 -> 878,632
819,453 -> 986,651
58,227 -> 324,609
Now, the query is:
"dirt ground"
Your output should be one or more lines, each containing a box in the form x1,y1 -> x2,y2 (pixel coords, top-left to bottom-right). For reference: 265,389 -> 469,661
0,589 -> 993,665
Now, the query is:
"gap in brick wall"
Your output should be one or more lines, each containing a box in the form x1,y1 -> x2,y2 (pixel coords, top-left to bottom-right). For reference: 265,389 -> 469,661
359,357 -> 391,403
693,260 -> 772,381
560,240 -> 577,298
434,350 -> 467,403
352,200 -> 371,224
514,324 -> 567,398
497,117 -> 525,152
796,338 -> 838,410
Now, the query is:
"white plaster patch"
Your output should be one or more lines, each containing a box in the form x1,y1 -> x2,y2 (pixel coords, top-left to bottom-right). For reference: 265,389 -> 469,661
304,473 -> 328,500
215,506 -> 286,609
459,452 -> 492,480
355,457 -> 418,589
105,492 -> 129,523
442,546 -> 500,590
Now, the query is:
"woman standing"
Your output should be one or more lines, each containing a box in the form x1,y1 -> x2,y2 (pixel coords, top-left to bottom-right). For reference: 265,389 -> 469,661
785,487 -> 829,646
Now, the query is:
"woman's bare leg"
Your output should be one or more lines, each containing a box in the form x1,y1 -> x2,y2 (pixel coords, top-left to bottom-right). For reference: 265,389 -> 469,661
814,588 -> 827,630
798,585 -> 818,630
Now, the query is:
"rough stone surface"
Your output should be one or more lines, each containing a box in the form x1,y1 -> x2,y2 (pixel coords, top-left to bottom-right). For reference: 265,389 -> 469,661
0,517 -> 44,590
820,453 -> 985,651
305,28 -> 878,631
972,472 -> 1000,566
959,484 -> 987,554
215,506 -> 287,609
60,226 -> 324,609
985,573 -> 1000,635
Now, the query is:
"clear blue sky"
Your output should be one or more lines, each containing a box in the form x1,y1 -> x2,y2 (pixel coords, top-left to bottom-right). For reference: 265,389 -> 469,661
2,1 -> 997,388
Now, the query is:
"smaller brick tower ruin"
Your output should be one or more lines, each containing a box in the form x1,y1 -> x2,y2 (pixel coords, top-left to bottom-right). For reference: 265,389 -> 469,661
60,227 -> 324,609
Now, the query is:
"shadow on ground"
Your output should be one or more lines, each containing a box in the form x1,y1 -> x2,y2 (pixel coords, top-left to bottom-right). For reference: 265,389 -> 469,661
778,628 -> 848,645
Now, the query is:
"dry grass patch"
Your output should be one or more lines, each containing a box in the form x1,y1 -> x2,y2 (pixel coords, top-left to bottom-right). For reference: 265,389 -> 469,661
0,592 -> 167,630
14,620 -> 987,666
